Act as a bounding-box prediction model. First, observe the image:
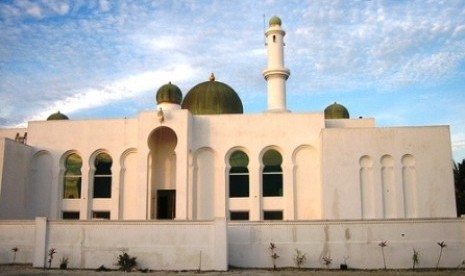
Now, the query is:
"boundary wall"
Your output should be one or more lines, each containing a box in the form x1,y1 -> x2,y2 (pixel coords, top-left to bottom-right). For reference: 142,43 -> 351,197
0,218 -> 464,270
228,218 -> 465,269
0,218 -> 227,271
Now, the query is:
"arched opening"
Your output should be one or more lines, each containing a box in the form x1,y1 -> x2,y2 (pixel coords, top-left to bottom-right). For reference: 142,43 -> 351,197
93,152 -> 112,198
63,153 -> 82,199
229,150 -> 249,198
262,149 -> 283,197
148,127 -> 177,220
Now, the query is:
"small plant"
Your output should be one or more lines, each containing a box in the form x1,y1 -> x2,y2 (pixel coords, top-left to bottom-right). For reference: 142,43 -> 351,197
436,241 -> 447,269
293,249 -> 306,269
48,248 -> 57,269
116,251 -> 137,272
269,242 -> 280,270
59,257 -> 69,270
322,256 -> 332,269
412,249 -> 420,270
378,241 -> 388,270
11,247 -> 18,264
340,256 -> 349,270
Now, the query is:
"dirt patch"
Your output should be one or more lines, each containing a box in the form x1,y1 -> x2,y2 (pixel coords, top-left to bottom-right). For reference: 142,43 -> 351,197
0,264 -> 463,276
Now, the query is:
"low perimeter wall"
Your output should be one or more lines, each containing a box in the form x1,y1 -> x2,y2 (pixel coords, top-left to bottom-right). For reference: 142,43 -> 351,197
0,218 -> 464,270
0,218 -> 227,271
228,218 -> 465,269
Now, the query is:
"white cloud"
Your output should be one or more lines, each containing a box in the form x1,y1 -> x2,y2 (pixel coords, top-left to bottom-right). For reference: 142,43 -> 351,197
25,3 -> 42,18
29,64 -> 197,123
99,0 -> 110,12
452,133 -> 465,151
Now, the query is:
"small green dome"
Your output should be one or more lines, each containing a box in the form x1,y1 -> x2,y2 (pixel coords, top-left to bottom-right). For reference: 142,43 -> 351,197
156,81 -> 183,105
324,102 -> 350,119
47,111 -> 69,120
269,16 -> 282,26
181,73 -> 243,115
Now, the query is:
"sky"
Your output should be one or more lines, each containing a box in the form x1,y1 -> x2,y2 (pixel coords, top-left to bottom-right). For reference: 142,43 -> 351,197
0,0 -> 464,162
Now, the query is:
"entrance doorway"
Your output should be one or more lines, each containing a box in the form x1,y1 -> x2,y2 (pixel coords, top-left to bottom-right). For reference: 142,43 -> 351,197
157,190 -> 176,219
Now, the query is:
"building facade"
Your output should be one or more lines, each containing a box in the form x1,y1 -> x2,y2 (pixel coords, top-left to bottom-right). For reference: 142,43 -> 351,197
0,16 -> 461,270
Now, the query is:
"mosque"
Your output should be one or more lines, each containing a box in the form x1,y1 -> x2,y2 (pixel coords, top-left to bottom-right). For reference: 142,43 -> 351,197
0,16 -> 462,270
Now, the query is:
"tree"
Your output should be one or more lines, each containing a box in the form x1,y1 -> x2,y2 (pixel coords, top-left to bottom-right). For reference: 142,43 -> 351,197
454,159 -> 465,216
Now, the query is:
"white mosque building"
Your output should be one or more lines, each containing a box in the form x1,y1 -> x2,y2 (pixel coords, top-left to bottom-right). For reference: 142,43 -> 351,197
0,16 -> 463,271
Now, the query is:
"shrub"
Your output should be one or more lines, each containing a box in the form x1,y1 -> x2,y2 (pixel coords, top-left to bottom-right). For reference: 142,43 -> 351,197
293,249 -> 306,269
269,242 -> 279,270
59,257 -> 69,269
116,251 -> 137,272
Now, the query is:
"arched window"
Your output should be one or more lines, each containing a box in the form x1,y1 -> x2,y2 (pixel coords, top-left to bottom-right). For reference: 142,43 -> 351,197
262,149 -> 283,197
63,153 -> 82,199
93,153 -> 112,198
229,150 -> 249,198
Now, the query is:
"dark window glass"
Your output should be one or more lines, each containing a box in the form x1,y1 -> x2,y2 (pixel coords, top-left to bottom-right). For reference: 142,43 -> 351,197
262,150 -> 283,197
264,211 -> 283,220
93,153 -> 112,198
93,211 -> 110,219
63,153 -> 82,199
229,151 -> 249,198
157,190 -> 176,219
230,211 -> 249,220
62,211 -> 80,220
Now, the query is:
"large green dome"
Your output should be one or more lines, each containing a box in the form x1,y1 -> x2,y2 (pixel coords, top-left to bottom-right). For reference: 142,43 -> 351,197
324,102 -> 350,119
181,74 -> 243,115
156,81 -> 183,105
47,111 -> 69,120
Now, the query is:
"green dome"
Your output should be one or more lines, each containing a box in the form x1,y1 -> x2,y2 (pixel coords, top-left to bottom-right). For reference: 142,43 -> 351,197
269,16 -> 282,26
181,73 -> 243,115
156,81 -> 183,104
47,111 -> 69,120
324,102 -> 350,119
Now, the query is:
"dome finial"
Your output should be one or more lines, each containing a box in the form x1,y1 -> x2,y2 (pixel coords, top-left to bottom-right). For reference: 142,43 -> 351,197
210,73 -> 215,81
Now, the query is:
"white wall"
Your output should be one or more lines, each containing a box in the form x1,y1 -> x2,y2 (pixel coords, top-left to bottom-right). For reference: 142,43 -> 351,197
228,219 -> 465,269
2,218 -> 463,270
0,218 -> 228,271
325,118 -> 375,128
190,112 -> 325,221
321,126 -> 456,220
0,220 -> 35,264
0,139 -> 34,219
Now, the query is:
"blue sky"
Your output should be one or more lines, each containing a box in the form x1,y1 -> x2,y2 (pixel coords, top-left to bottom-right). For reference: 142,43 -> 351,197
0,0 -> 464,162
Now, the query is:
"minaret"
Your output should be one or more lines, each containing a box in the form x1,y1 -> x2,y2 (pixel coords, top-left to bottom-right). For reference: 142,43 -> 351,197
262,16 -> 290,112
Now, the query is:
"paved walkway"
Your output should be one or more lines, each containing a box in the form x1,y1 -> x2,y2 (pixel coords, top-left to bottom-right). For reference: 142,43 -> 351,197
1,265 -> 464,276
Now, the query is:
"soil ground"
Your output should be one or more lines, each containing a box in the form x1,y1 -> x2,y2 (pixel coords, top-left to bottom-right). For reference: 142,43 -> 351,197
0,264 -> 464,276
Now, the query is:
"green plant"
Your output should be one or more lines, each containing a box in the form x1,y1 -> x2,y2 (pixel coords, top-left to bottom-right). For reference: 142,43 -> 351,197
436,241 -> 447,269
412,249 -> 420,270
378,241 -> 388,270
11,247 -> 18,264
59,257 -> 69,269
269,242 -> 279,270
116,251 -> 137,272
322,256 -> 332,269
293,249 -> 306,269
340,256 -> 349,270
48,248 -> 57,269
